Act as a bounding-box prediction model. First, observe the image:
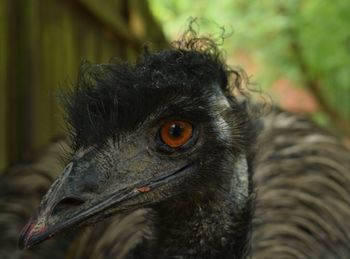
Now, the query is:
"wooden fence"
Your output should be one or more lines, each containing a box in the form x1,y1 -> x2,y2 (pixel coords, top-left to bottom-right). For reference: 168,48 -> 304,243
0,0 -> 167,172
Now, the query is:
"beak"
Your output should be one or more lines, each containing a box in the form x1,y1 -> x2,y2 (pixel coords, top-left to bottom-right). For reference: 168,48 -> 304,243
18,148 -> 193,249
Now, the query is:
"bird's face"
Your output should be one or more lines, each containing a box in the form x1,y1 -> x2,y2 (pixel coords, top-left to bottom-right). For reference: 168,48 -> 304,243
19,50 -> 252,249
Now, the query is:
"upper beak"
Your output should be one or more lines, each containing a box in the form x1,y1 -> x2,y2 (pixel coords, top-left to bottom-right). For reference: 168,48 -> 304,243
18,149 -> 193,249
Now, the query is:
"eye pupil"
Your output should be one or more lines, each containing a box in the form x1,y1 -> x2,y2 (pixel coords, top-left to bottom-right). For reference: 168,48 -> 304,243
169,124 -> 183,138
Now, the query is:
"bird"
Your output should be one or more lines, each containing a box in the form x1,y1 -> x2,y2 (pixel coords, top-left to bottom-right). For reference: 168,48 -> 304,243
19,35 -> 256,259
1,33 -> 350,259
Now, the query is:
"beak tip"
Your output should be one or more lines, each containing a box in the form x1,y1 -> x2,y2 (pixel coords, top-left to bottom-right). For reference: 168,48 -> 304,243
18,226 -> 33,250
18,216 -> 41,250
18,226 -> 32,249
19,214 -> 60,250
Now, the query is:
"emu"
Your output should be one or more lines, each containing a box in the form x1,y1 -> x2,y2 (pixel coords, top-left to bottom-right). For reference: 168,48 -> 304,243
1,36 -> 350,258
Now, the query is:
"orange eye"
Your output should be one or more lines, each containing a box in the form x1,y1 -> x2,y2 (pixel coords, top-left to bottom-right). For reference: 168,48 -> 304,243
160,120 -> 193,148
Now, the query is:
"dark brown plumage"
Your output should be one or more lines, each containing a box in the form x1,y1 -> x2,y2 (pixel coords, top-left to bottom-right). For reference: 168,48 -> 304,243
252,110 -> 350,258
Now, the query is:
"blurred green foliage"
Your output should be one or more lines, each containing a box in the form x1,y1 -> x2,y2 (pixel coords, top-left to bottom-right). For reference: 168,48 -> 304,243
149,0 -> 350,134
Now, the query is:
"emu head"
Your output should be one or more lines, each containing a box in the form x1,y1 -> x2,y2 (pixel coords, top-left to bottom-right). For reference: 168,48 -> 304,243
19,41 -> 254,249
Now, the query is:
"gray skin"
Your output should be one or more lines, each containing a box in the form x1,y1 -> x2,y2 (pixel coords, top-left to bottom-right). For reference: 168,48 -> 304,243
19,87 -> 253,259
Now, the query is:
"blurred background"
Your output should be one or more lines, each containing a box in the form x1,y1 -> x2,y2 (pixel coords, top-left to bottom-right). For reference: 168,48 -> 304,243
0,0 -> 349,172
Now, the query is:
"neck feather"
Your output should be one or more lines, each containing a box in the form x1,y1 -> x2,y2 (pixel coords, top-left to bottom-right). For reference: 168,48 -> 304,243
142,155 -> 252,259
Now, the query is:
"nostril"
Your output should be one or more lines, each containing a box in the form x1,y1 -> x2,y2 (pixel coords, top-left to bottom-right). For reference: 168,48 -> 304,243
51,197 -> 85,216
